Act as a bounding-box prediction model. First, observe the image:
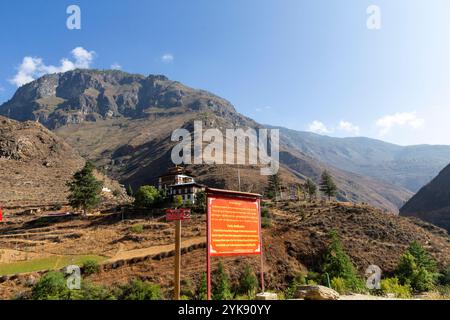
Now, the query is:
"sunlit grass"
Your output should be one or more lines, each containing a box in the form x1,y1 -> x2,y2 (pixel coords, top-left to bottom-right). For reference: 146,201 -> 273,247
0,255 -> 106,276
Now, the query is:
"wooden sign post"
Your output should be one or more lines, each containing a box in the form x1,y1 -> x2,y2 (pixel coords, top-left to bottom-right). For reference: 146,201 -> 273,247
166,208 -> 191,300
205,188 -> 263,300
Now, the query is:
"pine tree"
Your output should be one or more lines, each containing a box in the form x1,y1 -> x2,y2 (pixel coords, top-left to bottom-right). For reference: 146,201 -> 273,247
213,262 -> 233,300
238,264 -> 258,297
304,179 -> 317,202
322,230 -> 364,292
127,184 -> 134,197
67,162 -> 103,215
296,184 -> 303,202
266,172 -> 282,200
319,170 -> 337,201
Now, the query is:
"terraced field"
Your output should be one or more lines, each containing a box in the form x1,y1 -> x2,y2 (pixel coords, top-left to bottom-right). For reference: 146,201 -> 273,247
0,201 -> 449,300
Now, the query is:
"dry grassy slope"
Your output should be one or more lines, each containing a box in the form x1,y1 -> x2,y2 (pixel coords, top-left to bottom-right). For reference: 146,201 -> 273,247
0,116 -> 84,208
1,201 -> 448,299
0,116 -> 128,210
55,111 -> 410,212
85,202 -> 450,291
401,164 -> 450,232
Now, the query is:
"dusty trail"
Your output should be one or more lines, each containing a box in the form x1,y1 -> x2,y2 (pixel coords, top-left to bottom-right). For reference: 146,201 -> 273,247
107,236 -> 205,263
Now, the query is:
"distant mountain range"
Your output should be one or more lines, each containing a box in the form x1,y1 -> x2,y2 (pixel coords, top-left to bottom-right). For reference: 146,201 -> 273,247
277,127 -> 450,193
400,164 -> 450,232
1,69 -> 449,214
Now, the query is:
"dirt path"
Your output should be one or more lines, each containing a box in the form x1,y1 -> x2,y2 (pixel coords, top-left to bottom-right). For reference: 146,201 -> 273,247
107,237 -> 205,263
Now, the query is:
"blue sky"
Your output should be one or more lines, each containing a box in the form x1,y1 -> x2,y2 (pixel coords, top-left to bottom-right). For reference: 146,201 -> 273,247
1,0 -> 450,145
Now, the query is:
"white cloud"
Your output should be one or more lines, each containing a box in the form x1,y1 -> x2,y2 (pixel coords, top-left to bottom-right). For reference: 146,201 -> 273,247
255,106 -> 271,112
376,112 -> 424,136
161,53 -> 174,64
111,63 -> 122,70
338,120 -> 360,136
9,47 -> 95,87
308,120 -> 332,134
71,47 -> 95,68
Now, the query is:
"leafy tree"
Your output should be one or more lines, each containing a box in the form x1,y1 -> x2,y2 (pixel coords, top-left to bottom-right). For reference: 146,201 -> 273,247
322,230 -> 364,292
304,179 -> 317,202
173,195 -> 184,208
319,171 -> 337,201
195,191 -> 206,212
213,262 -> 233,300
66,162 -> 103,214
266,172 -> 282,200
238,264 -> 258,297
134,185 -> 161,208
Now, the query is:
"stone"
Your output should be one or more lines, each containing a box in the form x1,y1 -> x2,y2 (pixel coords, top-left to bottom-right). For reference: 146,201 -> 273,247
255,292 -> 278,300
295,285 -> 339,300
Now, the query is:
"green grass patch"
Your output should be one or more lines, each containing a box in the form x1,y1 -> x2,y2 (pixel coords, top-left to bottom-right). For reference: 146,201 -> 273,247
0,255 -> 106,276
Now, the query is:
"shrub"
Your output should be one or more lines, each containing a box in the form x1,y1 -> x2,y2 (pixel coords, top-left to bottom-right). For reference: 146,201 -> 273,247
331,277 -> 347,294
195,273 -> 207,300
439,265 -> 450,285
112,189 -> 121,198
285,273 -> 307,299
213,262 -> 233,300
238,264 -> 258,298
82,259 -> 100,276
116,280 -> 162,300
380,277 -> 412,299
31,272 -> 70,300
261,207 -> 271,218
180,279 -> 195,299
261,217 -> 272,229
130,224 -> 144,234
78,281 -> 115,300
322,230 -> 365,293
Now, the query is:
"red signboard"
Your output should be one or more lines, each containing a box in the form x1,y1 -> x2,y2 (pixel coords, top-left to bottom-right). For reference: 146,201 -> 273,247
166,209 -> 191,221
205,188 -> 264,300
207,196 -> 261,256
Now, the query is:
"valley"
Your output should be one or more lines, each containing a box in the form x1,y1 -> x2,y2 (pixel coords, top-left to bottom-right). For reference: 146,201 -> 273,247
1,201 -> 448,300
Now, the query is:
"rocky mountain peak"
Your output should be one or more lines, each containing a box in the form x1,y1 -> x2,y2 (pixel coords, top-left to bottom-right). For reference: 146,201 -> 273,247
0,69 -> 236,129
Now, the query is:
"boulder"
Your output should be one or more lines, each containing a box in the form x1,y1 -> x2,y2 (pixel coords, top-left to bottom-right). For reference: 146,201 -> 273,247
255,292 -> 278,300
295,285 -> 339,300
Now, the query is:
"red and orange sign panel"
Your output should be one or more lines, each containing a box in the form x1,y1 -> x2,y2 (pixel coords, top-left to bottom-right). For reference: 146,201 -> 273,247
207,195 -> 261,256
166,209 -> 191,221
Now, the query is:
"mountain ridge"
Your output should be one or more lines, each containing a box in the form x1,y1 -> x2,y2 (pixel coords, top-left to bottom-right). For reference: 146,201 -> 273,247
0,69 -> 423,212
274,126 -> 450,193
400,164 -> 450,232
